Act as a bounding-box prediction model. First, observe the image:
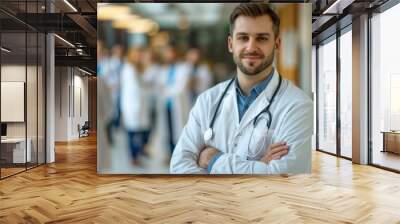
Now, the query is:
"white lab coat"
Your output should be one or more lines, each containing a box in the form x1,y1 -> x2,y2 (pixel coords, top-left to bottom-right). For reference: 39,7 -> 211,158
159,63 -> 192,144
103,56 -> 121,98
142,64 -> 162,106
170,70 -> 313,174
120,63 -> 150,131
186,63 -> 213,94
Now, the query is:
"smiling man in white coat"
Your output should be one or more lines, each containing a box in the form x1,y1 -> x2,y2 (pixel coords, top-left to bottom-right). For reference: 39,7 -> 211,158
170,3 -> 313,174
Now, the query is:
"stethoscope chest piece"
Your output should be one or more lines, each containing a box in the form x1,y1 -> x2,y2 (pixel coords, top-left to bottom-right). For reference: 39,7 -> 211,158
203,128 -> 213,142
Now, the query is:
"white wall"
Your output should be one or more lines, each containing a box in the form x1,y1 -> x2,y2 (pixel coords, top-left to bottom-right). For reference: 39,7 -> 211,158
55,67 -> 69,141
55,67 -> 89,141
73,73 -> 89,137
1,64 -> 46,164
1,65 -> 35,137
1,66 -> 26,139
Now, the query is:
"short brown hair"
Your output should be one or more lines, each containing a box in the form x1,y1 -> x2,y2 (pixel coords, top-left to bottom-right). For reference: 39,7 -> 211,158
229,3 -> 280,38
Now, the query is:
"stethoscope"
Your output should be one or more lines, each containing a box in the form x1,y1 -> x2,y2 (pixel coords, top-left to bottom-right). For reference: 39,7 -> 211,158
203,74 -> 282,142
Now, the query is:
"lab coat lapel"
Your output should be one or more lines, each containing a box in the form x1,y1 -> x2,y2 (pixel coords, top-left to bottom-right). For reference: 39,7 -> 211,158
238,70 -> 280,130
225,82 -> 240,126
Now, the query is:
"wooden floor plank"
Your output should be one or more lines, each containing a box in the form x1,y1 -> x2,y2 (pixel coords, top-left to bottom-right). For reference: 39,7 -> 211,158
0,135 -> 400,223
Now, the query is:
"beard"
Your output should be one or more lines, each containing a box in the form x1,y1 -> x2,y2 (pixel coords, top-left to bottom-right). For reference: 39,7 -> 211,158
233,49 -> 275,76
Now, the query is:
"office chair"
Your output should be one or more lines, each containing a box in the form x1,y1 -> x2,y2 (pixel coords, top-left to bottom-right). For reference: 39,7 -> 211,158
79,121 -> 90,138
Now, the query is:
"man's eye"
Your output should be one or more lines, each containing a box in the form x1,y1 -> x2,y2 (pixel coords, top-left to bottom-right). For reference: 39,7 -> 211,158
238,36 -> 248,41
258,37 -> 268,41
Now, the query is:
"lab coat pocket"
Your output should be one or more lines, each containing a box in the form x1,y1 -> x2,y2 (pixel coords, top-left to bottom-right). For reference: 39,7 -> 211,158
247,127 -> 274,160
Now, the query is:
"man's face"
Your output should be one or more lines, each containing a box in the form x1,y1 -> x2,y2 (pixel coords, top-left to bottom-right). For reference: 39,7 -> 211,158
112,45 -> 123,58
163,46 -> 177,64
186,49 -> 201,64
228,15 -> 280,76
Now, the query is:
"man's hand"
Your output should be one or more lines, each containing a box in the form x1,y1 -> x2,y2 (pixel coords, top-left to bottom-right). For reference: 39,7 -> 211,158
260,142 -> 289,164
198,147 -> 220,169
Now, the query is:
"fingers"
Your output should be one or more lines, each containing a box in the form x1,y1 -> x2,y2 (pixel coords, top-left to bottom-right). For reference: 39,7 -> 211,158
260,142 -> 289,164
260,147 -> 288,164
268,141 -> 287,149
269,144 -> 289,156
270,147 -> 288,159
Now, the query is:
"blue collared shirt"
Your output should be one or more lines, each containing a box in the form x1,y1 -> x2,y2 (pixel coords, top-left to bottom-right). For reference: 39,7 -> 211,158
235,68 -> 274,122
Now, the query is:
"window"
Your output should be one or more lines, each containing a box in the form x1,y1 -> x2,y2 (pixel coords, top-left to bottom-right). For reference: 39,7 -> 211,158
317,36 -> 337,154
371,2 -> 400,171
339,28 -> 352,158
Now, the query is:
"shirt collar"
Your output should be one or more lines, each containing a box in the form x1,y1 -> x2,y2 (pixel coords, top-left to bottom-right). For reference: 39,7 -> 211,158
235,68 -> 275,97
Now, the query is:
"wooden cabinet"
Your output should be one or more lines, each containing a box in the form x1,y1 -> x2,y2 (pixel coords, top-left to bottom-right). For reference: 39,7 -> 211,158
382,132 -> 400,154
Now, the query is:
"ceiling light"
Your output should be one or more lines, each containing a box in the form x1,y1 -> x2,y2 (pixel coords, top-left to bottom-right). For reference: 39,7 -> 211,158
63,0 -> 78,12
112,15 -> 140,29
98,5 -> 130,21
54,34 -> 75,48
1,47 -> 11,53
128,19 -> 155,34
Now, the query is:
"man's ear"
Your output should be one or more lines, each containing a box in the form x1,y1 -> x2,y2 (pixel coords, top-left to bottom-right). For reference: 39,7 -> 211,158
228,35 -> 233,53
274,37 -> 281,53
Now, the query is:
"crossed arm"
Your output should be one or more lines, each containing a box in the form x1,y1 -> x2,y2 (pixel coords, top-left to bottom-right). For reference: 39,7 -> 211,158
170,97 -> 313,174
197,142 -> 289,171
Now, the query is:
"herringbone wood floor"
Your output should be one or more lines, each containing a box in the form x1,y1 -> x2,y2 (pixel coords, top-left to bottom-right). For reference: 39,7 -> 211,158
1,135 -> 400,223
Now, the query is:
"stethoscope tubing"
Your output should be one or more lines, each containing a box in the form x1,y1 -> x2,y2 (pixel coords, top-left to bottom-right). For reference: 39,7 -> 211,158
204,73 -> 282,143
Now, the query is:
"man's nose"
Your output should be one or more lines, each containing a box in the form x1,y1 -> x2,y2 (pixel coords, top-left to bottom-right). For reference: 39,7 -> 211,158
245,38 -> 258,52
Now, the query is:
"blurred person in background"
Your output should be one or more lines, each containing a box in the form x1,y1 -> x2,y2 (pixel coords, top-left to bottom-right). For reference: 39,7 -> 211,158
121,47 -> 151,166
97,40 -> 114,169
160,44 -> 192,158
97,40 -> 109,78
105,44 -> 124,144
185,47 -> 214,105
142,48 -> 162,143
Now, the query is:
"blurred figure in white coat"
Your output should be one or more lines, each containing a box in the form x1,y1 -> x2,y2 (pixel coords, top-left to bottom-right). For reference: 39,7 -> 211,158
160,45 -> 192,157
105,44 -> 124,145
142,48 -> 162,134
121,47 -> 151,166
185,48 -> 213,105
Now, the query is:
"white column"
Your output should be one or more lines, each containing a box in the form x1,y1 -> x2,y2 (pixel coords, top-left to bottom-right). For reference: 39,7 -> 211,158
352,14 -> 369,164
46,33 -> 55,163
45,1 -> 56,163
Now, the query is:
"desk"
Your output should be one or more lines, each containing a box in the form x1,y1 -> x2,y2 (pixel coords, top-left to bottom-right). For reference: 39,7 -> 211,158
381,131 -> 400,155
1,138 -> 31,163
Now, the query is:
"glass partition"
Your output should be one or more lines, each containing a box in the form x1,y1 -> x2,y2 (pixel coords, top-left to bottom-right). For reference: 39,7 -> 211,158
0,0 -> 46,179
339,28 -> 352,158
1,30 -> 28,177
317,36 -> 337,155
